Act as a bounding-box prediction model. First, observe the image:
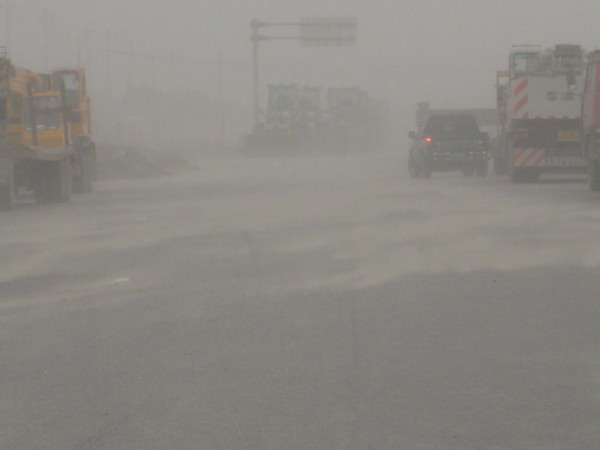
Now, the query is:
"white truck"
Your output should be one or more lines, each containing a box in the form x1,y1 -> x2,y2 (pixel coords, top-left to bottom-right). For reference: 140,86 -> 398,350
495,44 -> 585,182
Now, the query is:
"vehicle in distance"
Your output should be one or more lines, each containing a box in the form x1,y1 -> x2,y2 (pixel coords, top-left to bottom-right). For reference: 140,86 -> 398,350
408,113 -> 490,178
582,50 -> 600,190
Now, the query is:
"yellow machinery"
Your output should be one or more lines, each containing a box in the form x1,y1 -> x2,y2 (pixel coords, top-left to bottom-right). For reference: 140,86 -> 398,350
0,53 -> 95,209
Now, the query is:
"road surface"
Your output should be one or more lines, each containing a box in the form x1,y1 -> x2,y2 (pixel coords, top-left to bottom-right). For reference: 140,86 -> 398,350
1,151 -> 600,449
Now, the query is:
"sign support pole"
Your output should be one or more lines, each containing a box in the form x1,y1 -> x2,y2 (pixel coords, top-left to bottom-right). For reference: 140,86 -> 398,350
251,20 -> 261,127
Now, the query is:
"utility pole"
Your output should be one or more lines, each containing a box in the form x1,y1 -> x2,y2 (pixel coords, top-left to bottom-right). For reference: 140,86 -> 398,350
39,8 -> 52,71
105,31 -> 111,96
1,2 -> 15,56
217,53 -> 226,134
76,37 -> 81,66
84,27 -> 92,67
250,20 -> 261,127
127,32 -> 134,89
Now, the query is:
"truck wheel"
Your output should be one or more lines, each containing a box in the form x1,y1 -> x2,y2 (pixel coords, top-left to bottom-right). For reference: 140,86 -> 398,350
0,165 -> 14,211
73,151 -> 93,194
408,155 -> 421,178
33,163 -> 50,204
35,160 -> 72,204
476,161 -> 488,177
493,157 -> 508,175
57,159 -> 73,202
589,160 -> 600,191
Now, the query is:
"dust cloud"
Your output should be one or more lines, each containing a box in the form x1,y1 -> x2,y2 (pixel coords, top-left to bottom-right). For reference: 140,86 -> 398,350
3,2 -> 600,450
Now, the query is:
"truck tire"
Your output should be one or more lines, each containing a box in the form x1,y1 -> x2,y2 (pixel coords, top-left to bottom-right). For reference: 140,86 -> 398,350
56,159 -> 72,202
73,151 -> 93,194
34,159 -> 72,204
589,160 -> 600,191
0,165 -> 14,211
493,157 -> 508,175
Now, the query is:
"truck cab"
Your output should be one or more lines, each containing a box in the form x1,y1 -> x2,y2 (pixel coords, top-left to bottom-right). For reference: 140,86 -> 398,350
582,50 -> 600,190
51,69 -> 92,138
22,92 -> 68,148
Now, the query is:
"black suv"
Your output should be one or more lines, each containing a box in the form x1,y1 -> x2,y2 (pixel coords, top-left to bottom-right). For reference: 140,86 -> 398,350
408,114 -> 490,178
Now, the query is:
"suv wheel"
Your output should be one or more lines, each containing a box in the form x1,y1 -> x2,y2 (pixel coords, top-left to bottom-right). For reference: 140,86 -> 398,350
476,161 -> 488,177
408,155 -> 421,178
421,160 -> 432,178
589,160 -> 600,191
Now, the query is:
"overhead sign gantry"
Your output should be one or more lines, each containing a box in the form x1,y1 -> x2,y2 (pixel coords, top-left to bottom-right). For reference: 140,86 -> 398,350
250,17 -> 357,125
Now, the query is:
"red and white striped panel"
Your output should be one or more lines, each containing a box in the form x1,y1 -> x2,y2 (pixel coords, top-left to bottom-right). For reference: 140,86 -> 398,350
514,148 -> 545,167
513,78 -> 529,119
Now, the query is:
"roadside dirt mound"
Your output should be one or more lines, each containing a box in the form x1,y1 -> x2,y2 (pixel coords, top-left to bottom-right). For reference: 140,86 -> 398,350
97,145 -> 197,180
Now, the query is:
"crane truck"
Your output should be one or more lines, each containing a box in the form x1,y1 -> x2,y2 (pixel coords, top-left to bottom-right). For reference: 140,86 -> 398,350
495,44 -> 585,183
0,52 -> 95,209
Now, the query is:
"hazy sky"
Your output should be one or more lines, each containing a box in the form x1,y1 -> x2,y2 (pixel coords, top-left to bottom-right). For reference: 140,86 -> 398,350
6,0 -> 600,133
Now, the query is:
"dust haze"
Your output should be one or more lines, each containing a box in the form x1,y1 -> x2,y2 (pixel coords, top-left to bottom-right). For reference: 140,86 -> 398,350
2,1 -> 600,449
7,1 -> 600,149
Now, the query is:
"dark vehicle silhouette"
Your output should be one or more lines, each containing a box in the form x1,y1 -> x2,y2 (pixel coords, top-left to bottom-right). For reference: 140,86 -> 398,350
408,114 -> 490,178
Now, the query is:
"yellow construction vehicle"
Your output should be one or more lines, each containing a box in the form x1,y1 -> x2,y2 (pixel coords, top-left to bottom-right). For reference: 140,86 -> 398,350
0,52 -> 95,209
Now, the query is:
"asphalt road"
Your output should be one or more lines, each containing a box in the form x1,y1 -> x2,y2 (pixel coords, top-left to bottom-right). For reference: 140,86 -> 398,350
1,152 -> 600,449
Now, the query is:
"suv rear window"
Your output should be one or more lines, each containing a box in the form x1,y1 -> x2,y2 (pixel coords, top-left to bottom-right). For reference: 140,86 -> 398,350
424,115 -> 480,138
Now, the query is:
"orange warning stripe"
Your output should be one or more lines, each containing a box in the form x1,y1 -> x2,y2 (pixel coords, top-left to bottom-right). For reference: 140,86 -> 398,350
515,95 -> 528,116
514,78 -> 528,96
